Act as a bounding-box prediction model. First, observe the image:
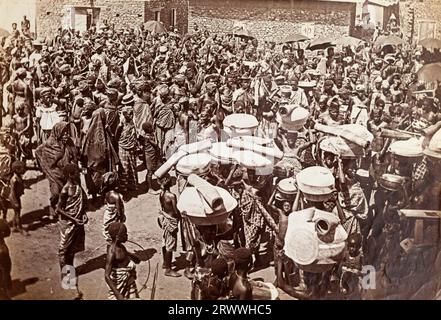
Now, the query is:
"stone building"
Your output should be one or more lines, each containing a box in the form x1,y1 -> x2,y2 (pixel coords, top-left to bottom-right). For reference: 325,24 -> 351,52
399,0 -> 441,45
362,0 -> 399,29
188,0 -> 358,42
35,0 -> 188,39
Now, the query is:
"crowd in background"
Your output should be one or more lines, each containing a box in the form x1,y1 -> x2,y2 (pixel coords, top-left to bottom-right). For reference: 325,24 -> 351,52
1,14 -> 441,300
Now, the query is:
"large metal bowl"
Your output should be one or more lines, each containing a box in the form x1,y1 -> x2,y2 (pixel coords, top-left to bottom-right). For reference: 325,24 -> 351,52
379,174 -> 405,191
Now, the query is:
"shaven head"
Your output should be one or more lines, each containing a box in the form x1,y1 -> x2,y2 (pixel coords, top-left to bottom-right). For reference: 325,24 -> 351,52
0,219 -> 11,239
208,258 -> 229,278
233,247 -> 253,271
63,163 -> 81,182
108,221 -> 127,243
160,174 -> 172,190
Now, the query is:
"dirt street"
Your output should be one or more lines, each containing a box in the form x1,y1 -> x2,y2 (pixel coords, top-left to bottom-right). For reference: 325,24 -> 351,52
5,168 -> 288,300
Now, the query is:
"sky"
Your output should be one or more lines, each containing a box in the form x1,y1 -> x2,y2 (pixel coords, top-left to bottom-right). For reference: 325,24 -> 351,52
0,0 -> 36,33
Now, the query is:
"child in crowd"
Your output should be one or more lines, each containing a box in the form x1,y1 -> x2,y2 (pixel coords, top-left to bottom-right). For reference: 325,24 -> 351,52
340,233 -> 363,299
102,173 -> 126,245
141,122 -> 160,194
7,161 -> 27,234
12,102 -> 33,162
0,219 -> 12,300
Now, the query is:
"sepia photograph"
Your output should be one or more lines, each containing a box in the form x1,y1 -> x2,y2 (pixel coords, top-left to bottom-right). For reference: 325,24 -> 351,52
0,0 -> 441,303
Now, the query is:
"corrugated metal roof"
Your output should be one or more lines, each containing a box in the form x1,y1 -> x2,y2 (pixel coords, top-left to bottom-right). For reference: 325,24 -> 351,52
365,0 -> 399,7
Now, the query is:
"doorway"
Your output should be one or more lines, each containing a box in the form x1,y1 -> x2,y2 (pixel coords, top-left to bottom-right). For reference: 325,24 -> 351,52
73,7 -> 101,32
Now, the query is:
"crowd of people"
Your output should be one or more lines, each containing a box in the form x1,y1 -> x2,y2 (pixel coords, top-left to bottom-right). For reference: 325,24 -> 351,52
1,14 -> 441,300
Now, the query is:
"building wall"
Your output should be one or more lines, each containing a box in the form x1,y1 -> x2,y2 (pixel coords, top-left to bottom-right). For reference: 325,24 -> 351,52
188,0 -> 356,42
400,0 -> 441,44
144,0 -> 188,33
36,0 -> 145,38
0,0 -> 37,35
36,0 -> 188,39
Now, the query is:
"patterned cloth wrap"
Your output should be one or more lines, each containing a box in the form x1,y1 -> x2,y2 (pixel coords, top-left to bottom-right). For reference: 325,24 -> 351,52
107,260 -> 139,300
158,210 -> 179,251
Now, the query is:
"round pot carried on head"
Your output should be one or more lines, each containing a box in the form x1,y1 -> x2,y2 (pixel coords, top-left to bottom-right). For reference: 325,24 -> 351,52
379,173 -> 406,192
284,207 -> 348,273
223,113 -> 259,138
389,138 -> 423,162
177,174 -> 238,226
276,177 -> 297,202
296,166 -> 335,202
276,105 -> 309,132
176,153 -> 212,177
208,142 -> 236,165
319,136 -> 364,159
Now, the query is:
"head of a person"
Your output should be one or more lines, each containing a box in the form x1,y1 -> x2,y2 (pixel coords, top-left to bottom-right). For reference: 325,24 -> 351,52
374,78 -> 382,90
102,172 -> 119,192
53,122 -> 70,144
245,168 -> 258,186
142,121 -> 154,135
174,74 -> 186,86
208,258 -> 229,279
106,88 -> 118,104
16,67 -> 27,79
290,78 -> 299,91
375,98 -> 385,110
334,76 -> 343,88
160,174 -> 172,190
82,98 -> 96,117
158,84 -> 170,98
373,58 -> 382,70
95,44 -> 103,54
323,151 -> 335,168
422,97 -> 433,112
285,130 -> 298,149
356,85 -> 365,98
105,190 -> 120,207
348,72 -> 357,84
372,108 -> 382,123
63,163 -> 81,183
233,247 -> 253,272
343,159 -> 357,181
381,81 -> 390,94
16,102 -> 27,116
40,62 -> 49,74
0,219 -> 11,239
324,80 -> 334,92
318,95 -> 328,111
197,224 -> 217,244
390,104 -> 403,117
415,51 -> 422,61
11,160 -> 26,176
108,221 -> 128,244
88,74 -> 97,89
226,74 -> 237,87
91,74 -> 103,88
141,65 -> 149,77
282,201 -> 293,214
327,47 -> 334,57
240,78 -> 251,90
329,101 -> 340,120
347,233 -> 362,256
234,100 -> 246,114
206,82 -> 217,95
122,106 -> 133,121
